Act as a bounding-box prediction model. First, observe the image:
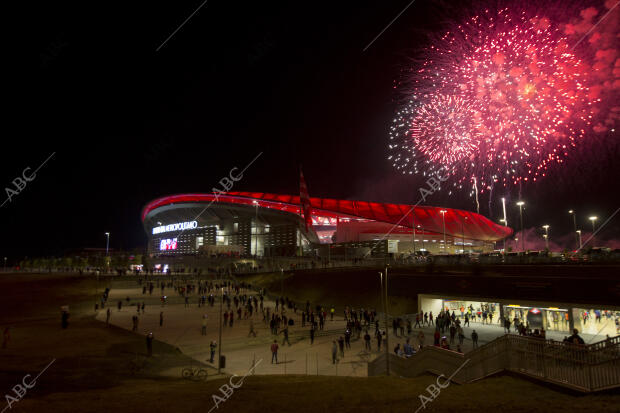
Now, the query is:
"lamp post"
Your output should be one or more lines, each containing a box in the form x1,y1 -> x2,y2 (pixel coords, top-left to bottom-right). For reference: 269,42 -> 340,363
218,286 -> 223,374
542,225 -> 550,251
516,202 -> 525,252
104,232 -> 110,276
439,210 -> 447,253
501,197 -> 508,253
568,210 -> 578,250
379,268 -> 390,376
461,217 -> 467,254
589,216 -> 598,247
418,225 -> 424,252
253,201 -> 259,257
576,230 -> 582,250
412,207 -> 416,256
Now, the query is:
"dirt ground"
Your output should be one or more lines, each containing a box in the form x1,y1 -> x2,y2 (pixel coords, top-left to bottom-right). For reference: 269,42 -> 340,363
0,273 -> 618,413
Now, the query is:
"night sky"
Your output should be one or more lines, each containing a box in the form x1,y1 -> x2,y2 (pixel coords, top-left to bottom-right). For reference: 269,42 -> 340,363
2,0 -> 619,262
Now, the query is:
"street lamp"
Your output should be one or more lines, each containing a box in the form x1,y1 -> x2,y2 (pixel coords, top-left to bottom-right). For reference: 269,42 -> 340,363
417,225 -> 425,252
439,210 -> 447,253
105,232 -> 110,276
516,202 -> 525,252
589,216 -> 598,247
461,217 -> 468,254
501,197 -> 508,253
411,206 -> 416,256
568,210 -> 578,250
576,230 -> 582,250
218,287 -> 223,374
542,225 -> 549,251
252,201 -> 259,257
379,269 -> 389,376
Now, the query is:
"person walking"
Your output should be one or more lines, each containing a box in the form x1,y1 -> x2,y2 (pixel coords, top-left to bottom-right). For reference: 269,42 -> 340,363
61,309 -> 70,329
457,325 -> 464,345
281,326 -> 291,346
146,332 -> 153,357
229,312 -> 234,328
338,336 -> 345,357
310,326 -> 315,345
449,324 -> 457,344
159,311 -> 164,327
464,314 -> 470,327
132,315 -> 138,332
106,308 -> 111,327
344,329 -> 351,349
271,340 -> 279,364
201,315 -> 207,335
332,340 -> 338,364
117,300 -> 122,312
364,331 -> 371,351
209,341 -> 217,363
248,320 -> 256,337
376,331 -> 382,351
472,330 -> 479,349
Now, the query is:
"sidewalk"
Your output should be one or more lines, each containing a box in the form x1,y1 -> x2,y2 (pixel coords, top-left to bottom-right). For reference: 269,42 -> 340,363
96,285 -> 612,378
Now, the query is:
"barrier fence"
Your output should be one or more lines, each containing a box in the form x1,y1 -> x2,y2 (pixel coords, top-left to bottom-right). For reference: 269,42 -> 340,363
368,334 -> 620,392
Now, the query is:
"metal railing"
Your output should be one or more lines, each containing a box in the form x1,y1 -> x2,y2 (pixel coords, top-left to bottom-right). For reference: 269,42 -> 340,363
368,334 -> 620,392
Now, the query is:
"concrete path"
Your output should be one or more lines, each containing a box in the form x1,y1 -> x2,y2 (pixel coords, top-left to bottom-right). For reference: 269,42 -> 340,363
95,283 -> 613,378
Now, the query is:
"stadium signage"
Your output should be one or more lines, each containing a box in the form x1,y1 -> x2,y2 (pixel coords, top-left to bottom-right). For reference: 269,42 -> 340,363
152,221 -> 198,234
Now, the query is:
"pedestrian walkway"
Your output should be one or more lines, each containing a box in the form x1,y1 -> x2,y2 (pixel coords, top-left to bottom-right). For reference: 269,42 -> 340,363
95,283 -> 609,378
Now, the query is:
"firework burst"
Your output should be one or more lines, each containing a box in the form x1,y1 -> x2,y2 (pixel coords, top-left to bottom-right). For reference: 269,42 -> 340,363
389,7 -> 595,191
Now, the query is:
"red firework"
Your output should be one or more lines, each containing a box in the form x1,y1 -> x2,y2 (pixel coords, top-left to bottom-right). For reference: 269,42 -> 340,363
389,7 -> 595,190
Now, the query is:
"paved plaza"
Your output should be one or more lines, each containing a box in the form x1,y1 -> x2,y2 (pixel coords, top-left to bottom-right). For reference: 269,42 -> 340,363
95,281 -> 616,378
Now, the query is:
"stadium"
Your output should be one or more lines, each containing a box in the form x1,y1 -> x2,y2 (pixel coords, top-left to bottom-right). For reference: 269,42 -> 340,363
141,192 -> 513,258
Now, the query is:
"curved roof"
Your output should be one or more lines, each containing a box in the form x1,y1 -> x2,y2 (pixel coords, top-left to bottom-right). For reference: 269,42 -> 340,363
142,192 -> 513,242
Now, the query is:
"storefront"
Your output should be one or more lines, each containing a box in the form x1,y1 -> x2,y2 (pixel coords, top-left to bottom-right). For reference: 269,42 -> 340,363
418,295 -> 501,325
443,299 -> 501,324
574,308 -> 620,337
502,304 -> 569,333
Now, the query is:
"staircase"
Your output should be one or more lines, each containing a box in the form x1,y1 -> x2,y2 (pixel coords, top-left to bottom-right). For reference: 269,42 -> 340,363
368,334 -> 620,392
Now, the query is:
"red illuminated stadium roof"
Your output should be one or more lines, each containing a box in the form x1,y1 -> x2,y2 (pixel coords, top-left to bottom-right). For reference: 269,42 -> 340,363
141,192 -> 513,242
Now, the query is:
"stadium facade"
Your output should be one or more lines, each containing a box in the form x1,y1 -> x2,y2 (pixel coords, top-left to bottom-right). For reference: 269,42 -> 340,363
141,192 -> 513,257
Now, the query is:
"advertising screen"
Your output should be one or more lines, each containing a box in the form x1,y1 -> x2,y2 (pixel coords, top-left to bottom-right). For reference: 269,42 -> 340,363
159,238 -> 178,251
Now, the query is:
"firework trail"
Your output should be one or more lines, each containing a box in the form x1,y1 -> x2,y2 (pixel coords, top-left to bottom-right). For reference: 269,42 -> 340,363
388,3 -> 618,193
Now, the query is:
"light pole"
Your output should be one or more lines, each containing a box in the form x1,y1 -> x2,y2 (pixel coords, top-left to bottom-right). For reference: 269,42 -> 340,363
589,216 -> 598,247
439,210 -> 447,253
104,232 -> 110,277
418,225 -> 424,252
568,210 -> 578,250
576,230 -> 582,250
218,286 -> 223,374
253,201 -> 258,258
501,197 -> 508,253
461,217 -> 467,254
542,225 -> 549,251
516,202 -> 525,252
411,207 -> 416,256
379,268 -> 390,376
